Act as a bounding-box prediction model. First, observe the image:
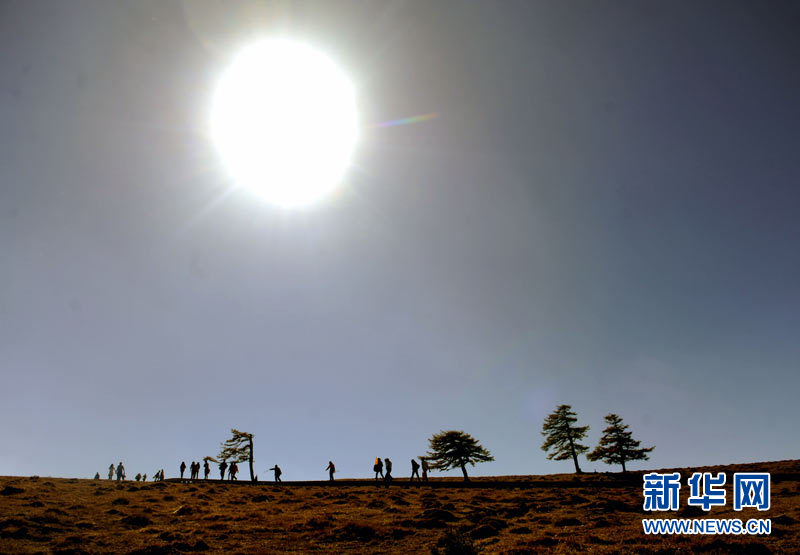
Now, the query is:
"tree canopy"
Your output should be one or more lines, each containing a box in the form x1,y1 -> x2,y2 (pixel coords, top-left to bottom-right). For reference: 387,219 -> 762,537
425,430 -> 494,481
541,404 -> 590,473
587,413 -> 654,472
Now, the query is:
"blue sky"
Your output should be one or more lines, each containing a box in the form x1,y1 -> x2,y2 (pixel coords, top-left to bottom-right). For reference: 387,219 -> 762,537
1,0 -> 798,480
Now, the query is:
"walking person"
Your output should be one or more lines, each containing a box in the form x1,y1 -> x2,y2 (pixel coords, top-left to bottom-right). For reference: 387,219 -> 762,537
326,461 -> 335,481
108,463 -> 115,480
219,461 -> 228,480
180,461 -> 187,480
204,460 -> 210,480
229,461 -> 238,480
116,461 -> 125,481
383,458 -> 392,488
373,457 -> 383,480
411,458 -> 421,482
421,458 -> 429,482
269,464 -> 282,482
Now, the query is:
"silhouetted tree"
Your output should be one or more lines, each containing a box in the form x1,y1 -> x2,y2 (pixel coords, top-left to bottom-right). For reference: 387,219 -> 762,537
587,413 -> 654,472
541,404 -> 589,473
425,430 -> 494,481
219,429 -> 255,482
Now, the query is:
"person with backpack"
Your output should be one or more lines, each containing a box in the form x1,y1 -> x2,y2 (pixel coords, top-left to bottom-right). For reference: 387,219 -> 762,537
373,457 -> 383,480
269,464 -> 282,482
410,458 -> 421,482
383,458 -> 392,488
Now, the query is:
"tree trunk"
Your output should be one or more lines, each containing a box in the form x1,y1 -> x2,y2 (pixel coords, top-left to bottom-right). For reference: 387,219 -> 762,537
621,459 -> 626,473
248,437 -> 255,482
460,463 -> 470,481
566,432 -> 582,474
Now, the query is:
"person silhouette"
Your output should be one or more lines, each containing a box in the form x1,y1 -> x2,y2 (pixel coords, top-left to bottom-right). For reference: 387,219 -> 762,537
373,457 -> 383,480
94,472 -> 100,480
116,461 -> 125,481
204,460 -> 210,480
229,461 -> 238,480
411,459 -> 420,482
326,461 -> 335,481
219,461 -> 228,480
421,458 -> 429,482
383,458 -> 392,488
180,461 -> 187,480
108,464 -> 115,480
192,461 -> 199,480
269,464 -> 282,482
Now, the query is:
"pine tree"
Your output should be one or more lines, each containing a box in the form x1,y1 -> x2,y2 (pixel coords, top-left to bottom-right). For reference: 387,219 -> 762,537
425,430 -> 494,481
218,429 -> 256,482
541,404 -> 590,473
587,413 -> 654,472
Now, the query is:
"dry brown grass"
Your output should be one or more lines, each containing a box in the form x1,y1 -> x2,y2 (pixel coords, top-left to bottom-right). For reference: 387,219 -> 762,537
1,459 -> 798,553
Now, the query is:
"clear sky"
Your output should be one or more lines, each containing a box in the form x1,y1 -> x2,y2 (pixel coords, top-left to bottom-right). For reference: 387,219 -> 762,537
1,0 -> 798,480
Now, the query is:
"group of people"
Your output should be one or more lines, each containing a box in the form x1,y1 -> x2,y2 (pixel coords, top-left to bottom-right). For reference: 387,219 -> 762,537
107,462 -> 125,481
102,463 -> 164,483
100,457 -> 430,484
180,460 -> 211,480
373,457 -> 428,485
217,460 -> 240,480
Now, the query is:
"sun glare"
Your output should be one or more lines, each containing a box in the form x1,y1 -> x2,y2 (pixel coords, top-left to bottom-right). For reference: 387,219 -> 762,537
210,40 -> 358,207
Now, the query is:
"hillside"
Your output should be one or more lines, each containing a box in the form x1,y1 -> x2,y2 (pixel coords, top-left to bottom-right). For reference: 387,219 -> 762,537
1,460 -> 798,553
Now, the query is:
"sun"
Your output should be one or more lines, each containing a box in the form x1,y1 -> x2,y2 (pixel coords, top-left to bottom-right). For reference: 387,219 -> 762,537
210,39 -> 358,207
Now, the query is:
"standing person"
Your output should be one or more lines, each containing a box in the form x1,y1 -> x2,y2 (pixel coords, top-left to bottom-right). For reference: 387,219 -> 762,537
108,463 -> 115,480
326,461 -> 335,481
383,458 -> 392,488
373,457 -> 383,480
269,464 -> 282,482
421,458 -> 429,482
192,461 -> 199,480
116,461 -> 125,481
203,460 -> 210,480
180,461 -> 187,480
219,461 -> 228,480
229,461 -> 238,480
410,459 -> 421,482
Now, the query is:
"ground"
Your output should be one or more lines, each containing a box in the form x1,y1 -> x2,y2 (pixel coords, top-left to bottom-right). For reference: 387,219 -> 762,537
1,460 -> 798,553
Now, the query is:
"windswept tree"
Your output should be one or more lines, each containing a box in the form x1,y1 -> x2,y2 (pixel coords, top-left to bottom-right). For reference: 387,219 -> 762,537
587,413 -> 654,472
219,429 -> 255,482
425,430 -> 494,481
541,404 -> 590,474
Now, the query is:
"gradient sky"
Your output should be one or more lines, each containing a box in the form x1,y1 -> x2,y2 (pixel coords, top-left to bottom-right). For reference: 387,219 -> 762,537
2,0 -> 799,480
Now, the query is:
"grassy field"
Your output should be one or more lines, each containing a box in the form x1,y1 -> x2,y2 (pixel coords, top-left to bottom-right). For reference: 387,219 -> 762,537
1,459 -> 798,553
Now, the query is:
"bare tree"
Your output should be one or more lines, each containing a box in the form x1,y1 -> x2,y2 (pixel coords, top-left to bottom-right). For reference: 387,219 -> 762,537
218,429 -> 255,482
